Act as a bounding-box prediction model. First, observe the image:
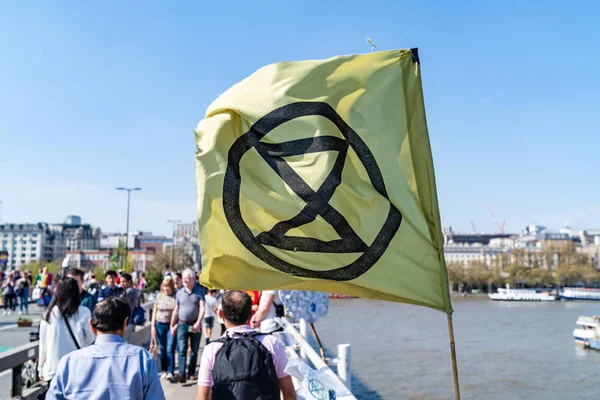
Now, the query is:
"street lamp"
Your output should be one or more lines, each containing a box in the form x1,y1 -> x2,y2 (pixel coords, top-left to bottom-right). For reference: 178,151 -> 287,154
117,187 -> 142,268
167,219 -> 181,271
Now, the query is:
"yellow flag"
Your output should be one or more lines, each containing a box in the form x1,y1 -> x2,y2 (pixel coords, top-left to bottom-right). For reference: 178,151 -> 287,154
195,49 -> 452,314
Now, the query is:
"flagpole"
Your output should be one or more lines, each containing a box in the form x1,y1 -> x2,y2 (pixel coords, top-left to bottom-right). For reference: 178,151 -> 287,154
447,313 -> 461,400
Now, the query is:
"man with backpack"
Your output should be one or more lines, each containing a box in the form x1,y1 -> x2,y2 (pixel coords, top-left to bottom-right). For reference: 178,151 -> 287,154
195,290 -> 296,400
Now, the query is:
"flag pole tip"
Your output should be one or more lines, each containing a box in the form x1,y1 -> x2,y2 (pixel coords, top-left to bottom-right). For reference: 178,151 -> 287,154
409,48 -> 420,64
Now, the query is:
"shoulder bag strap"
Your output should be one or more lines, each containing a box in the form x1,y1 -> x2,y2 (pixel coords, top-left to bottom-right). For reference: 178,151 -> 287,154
63,314 -> 81,350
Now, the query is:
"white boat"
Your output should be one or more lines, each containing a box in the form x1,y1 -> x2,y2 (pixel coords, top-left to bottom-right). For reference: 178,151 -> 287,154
560,287 -> 600,301
573,315 -> 600,348
488,287 -> 557,301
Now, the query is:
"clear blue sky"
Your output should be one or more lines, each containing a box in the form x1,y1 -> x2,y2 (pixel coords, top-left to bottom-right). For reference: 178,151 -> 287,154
1,1 -> 598,237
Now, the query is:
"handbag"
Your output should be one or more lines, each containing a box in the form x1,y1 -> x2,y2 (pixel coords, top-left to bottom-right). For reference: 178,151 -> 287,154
149,335 -> 159,356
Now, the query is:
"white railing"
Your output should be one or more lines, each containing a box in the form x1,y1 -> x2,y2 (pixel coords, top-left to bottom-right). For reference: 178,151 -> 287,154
280,318 -> 357,400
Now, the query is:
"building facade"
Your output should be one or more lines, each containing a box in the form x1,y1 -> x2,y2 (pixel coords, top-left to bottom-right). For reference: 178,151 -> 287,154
135,234 -> 171,254
0,216 -> 101,270
176,222 -> 201,270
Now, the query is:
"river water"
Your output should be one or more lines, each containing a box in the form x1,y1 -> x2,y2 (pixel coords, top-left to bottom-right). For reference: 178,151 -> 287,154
314,297 -> 600,400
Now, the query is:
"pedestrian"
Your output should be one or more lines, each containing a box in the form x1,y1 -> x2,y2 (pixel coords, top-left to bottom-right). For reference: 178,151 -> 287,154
250,290 -> 285,333
120,273 -> 139,343
202,290 -> 219,345
38,278 -> 95,384
16,271 -> 30,315
2,271 -> 17,315
46,297 -> 166,399
86,273 -> 100,300
169,268 -> 205,384
97,270 -> 123,301
65,268 -> 97,313
195,290 -> 296,400
138,272 -> 148,291
151,277 -> 177,380
174,272 -> 183,290
137,272 -> 148,302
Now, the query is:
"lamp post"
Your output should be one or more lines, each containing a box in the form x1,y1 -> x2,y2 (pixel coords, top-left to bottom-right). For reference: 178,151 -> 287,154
167,219 -> 181,271
116,187 -> 141,269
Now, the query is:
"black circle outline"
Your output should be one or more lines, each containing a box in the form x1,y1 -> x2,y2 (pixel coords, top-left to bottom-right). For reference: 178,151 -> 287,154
223,102 -> 402,281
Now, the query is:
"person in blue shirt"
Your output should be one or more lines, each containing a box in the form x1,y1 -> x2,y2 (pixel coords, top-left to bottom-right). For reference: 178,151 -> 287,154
97,270 -> 123,301
47,296 -> 165,400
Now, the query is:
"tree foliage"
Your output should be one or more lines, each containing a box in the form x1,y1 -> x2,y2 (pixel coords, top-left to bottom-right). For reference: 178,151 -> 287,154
153,247 -> 194,272
145,267 -> 163,293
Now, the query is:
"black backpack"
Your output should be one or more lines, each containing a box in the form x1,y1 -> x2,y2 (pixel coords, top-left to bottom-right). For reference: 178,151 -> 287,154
212,331 -> 280,400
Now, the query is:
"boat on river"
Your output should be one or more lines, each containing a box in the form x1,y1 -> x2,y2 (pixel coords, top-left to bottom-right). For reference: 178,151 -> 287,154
573,315 -> 600,349
560,287 -> 600,301
488,287 -> 557,301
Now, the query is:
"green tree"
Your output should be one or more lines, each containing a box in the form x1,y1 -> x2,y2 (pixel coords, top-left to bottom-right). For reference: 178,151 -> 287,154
446,262 -> 464,291
529,268 -> 554,287
93,266 -> 106,283
145,268 -> 163,293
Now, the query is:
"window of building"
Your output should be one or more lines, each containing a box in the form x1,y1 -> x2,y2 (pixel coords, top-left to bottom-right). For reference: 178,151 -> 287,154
31,254 -> 36,258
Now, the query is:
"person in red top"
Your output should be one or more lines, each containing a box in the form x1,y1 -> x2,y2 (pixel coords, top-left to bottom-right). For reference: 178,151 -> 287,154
244,291 -> 261,312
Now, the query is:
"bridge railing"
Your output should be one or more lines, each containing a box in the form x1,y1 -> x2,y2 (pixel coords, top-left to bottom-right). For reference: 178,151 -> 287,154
0,301 -> 154,399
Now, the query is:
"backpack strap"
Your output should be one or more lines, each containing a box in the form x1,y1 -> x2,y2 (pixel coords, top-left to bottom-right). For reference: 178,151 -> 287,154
214,330 -> 268,343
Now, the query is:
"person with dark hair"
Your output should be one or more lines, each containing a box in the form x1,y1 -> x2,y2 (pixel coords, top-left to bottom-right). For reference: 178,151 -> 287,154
195,290 -> 295,400
16,271 -> 30,315
98,270 -> 123,301
174,272 -> 183,290
2,271 -> 17,315
47,297 -> 165,399
120,272 -> 139,343
66,268 -> 96,313
38,278 -> 95,384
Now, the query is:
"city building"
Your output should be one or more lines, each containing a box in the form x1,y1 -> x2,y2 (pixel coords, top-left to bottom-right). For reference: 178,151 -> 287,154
176,222 -> 202,270
130,249 -> 155,272
101,231 -> 146,250
58,215 -> 101,252
67,249 -> 154,272
135,234 -> 171,254
443,225 -> 585,269
66,250 -> 112,270
0,216 -> 101,270
0,223 -> 60,269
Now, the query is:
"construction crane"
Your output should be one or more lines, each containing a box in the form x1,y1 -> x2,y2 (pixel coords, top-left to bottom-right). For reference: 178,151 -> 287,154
471,220 -> 477,234
486,205 -> 506,234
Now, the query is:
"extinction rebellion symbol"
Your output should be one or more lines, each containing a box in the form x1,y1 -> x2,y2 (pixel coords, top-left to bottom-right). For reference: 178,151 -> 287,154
223,102 -> 402,281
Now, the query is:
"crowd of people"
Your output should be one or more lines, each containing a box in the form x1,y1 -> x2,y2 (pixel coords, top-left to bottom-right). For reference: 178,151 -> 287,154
2,265 -> 296,399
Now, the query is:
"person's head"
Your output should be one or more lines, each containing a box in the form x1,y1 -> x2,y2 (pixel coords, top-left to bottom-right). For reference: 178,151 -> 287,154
120,273 -> 133,289
220,290 -> 253,327
89,273 -> 95,281
105,270 -> 117,287
174,272 -> 182,288
44,278 -> 81,322
66,268 -> 85,293
207,289 -> 217,297
161,277 -> 176,296
182,268 -> 195,290
141,273 -> 145,278
42,267 -> 48,274
91,297 -> 131,336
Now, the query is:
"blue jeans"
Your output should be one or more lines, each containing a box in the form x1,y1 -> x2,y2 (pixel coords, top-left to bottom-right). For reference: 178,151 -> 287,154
19,288 -> 29,313
177,323 -> 201,377
155,322 -> 175,374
